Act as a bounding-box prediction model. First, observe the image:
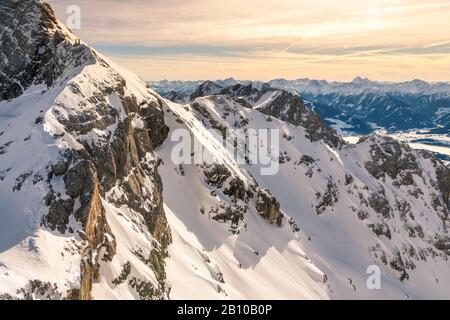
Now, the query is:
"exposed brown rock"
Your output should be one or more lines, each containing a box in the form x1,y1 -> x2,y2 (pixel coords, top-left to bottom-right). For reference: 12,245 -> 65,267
255,188 -> 284,226
204,164 -> 231,188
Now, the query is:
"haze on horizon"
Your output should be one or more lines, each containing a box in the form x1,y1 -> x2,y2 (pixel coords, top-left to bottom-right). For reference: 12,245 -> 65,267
50,0 -> 450,82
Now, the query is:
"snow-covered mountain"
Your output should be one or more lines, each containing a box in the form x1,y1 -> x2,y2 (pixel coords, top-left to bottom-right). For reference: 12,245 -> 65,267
272,77 -> 450,134
152,78 -> 450,134
268,76 -> 450,96
158,84 -> 450,299
148,78 -> 240,99
1,0 -> 450,300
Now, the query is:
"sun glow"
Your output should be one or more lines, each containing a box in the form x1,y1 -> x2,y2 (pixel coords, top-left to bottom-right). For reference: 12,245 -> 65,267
367,7 -> 383,30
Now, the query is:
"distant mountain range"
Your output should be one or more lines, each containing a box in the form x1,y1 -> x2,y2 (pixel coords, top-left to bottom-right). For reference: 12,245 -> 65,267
149,77 -> 450,135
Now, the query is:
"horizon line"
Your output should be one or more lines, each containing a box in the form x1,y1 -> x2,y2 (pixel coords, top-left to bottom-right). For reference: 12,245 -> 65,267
146,76 -> 450,84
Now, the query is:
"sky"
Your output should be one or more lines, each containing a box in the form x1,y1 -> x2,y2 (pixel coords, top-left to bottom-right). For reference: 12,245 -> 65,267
49,0 -> 450,82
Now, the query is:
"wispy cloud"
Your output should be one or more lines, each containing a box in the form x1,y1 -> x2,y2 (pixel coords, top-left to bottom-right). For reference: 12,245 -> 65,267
423,40 -> 450,48
345,1 -> 450,15
49,0 -> 450,81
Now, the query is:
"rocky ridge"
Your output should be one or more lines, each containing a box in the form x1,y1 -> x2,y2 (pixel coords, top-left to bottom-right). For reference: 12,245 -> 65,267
0,0 -> 170,300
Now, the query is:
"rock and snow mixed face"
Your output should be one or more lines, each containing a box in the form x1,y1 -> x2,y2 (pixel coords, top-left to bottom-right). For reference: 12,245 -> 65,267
1,0 -> 450,300
1,0 -> 170,300
158,87 -> 450,299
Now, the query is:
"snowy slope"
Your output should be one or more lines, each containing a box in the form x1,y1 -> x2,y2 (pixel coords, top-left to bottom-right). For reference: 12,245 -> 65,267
156,98 -> 327,299
158,91 -> 450,299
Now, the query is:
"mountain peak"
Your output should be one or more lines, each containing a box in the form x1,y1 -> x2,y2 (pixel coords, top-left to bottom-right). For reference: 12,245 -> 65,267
351,76 -> 371,84
408,79 -> 428,86
0,0 -> 90,101
221,77 -> 236,83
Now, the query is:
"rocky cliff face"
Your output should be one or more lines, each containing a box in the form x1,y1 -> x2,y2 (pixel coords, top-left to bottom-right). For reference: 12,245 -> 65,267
0,0 -> 170,300
0,0 -> 93,101
254,88 -> 343,148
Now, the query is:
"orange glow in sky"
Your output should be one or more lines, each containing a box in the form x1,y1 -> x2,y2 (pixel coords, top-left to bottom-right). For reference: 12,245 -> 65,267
51,0 -> 450,81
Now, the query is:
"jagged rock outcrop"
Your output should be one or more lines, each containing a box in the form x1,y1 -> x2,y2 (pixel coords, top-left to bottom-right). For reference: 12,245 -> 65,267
255,188 -> 284,226
204,164 -> 232,188
368,190 -> 391,219
363,135 -> 449,217
437,168 -> 450,210
224,177 -> 252,202
219,83 -> 261,99
365,136 -> 421,182
315,177 -> 339,214
255,89 -> 343,148
189,80 -> 223,101
0,0 -> 94,101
